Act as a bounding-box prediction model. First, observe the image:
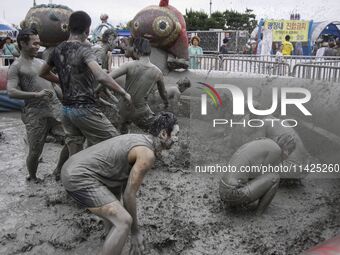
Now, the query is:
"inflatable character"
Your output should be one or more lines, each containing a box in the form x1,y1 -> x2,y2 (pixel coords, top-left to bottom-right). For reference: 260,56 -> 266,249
301,235 -> 340,255
130,0 -> 189,70
20,4 -> 73,47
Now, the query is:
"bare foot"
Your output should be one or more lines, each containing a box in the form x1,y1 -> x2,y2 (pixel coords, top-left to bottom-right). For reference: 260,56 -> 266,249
26,175 -> 44,184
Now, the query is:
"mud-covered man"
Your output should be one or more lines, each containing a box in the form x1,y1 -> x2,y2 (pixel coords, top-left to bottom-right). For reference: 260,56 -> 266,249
219,134 -> 296,215
61,112 -> 179,255
7,28 -> 68,182
108,37 -> 169,133
40,11 -> 132,166
92,28 -> 117,72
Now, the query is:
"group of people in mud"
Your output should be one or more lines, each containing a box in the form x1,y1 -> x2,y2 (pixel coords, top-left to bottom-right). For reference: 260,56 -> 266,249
7,9 -> 306,255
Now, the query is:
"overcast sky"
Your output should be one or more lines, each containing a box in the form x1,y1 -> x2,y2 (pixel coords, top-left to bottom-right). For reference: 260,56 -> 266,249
1,0 -> 339,28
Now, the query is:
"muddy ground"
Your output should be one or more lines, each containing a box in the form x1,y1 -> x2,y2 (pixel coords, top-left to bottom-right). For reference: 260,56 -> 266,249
0,111 -> 339,255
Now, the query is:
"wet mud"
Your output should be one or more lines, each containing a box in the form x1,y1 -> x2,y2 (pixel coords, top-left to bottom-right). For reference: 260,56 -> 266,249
0,112 -> 339,255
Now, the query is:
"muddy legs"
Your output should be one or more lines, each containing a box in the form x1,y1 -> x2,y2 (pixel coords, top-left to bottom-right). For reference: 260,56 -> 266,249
247,173 -> 280,215
88,201 -> 132,255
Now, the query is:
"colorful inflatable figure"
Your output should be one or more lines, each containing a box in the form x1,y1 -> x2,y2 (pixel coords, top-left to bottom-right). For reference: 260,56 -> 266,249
130,0 -> 189,70
301,235 -> 340,255
20,4 -> 73,47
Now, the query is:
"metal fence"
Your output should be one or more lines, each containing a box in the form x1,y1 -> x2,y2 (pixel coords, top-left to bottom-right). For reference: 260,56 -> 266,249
111,54 -> 132,67
292,64 -> 340,83
220,58 -> 291,76
189,54 -> 220,71
0,55 -> 14,66
110,54 -> 340,82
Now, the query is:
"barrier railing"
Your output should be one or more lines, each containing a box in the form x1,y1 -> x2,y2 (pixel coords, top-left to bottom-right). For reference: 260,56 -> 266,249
111,54 -> 131,67
220,57 -> 291,76
0,55 -> 14,66
292,64 -> 340,83
111,54 -> 340,82
189,54 -> 220,71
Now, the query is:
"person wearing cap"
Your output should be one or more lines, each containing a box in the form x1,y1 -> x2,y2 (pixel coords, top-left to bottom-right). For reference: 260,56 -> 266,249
282,35 -> 294,56
219,134 -> 296,215
188,35 -> 203,69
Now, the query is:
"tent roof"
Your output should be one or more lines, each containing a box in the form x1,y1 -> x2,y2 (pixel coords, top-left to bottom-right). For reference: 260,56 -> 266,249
311,20 -> 340,43
0,18 -> 17,31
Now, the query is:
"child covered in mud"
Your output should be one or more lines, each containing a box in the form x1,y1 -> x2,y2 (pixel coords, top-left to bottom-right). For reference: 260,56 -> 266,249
61,112 -> 179,255
219,134 -> 296,215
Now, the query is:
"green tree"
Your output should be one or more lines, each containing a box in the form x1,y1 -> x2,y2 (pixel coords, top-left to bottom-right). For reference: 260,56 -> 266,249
224,9 -> 257,33
184,9 -> 257,32
206,11 -> 226,29
184,9 -> 209,31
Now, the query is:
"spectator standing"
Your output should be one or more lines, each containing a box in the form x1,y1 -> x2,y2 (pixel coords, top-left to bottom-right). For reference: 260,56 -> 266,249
188,36 -> 203,69
282,35 -> 294,56
335,38 -> 340,56
324,40 -> 337,56
316,42 -> 328,58
2,37 -> 19,66
219,38 -> 229,54
295,41 -> 303,55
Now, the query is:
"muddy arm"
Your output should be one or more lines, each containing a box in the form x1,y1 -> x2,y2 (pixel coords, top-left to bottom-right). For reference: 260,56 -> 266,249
157,76 -> 168,108
123,147 -> 155,234
39,63 -> 60,84
87,60 -> 126,96
52,83 -> 63,100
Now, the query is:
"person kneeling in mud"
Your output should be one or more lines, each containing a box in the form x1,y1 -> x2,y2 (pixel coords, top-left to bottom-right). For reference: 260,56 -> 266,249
219,134 -> 296,215
149,77 -> 191,114
61,112 -> 179,255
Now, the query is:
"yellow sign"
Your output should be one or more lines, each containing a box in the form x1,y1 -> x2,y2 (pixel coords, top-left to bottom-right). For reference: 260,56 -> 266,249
264,20 -> 310,42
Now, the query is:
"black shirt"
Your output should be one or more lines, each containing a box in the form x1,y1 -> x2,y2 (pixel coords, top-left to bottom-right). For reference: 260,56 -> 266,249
48,41 -> 97,106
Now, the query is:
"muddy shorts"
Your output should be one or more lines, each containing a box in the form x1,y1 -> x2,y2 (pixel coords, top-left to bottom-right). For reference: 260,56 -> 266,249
21,108 -> 60,153
119,102 -> 155,132
65,185 -> 125,208
219,179 -> 251,207
62,105 -> 118,147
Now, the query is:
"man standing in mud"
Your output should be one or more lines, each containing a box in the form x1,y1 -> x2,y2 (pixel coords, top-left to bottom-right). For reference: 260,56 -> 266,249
7,28 -> 68,182
61,112 -> 179,255
108,37 -> 168,133
219,134 -> 296,215
40,11 -> 132,178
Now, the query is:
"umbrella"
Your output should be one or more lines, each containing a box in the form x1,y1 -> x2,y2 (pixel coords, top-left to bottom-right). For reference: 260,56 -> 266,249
0,19 -> 18,39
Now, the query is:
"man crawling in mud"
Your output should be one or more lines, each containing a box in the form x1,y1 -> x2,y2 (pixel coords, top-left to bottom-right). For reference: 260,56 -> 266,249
61,112 -> 179,255
107,37 -> 169,133
7,28 -> 68,183
219,134 -> 296,215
